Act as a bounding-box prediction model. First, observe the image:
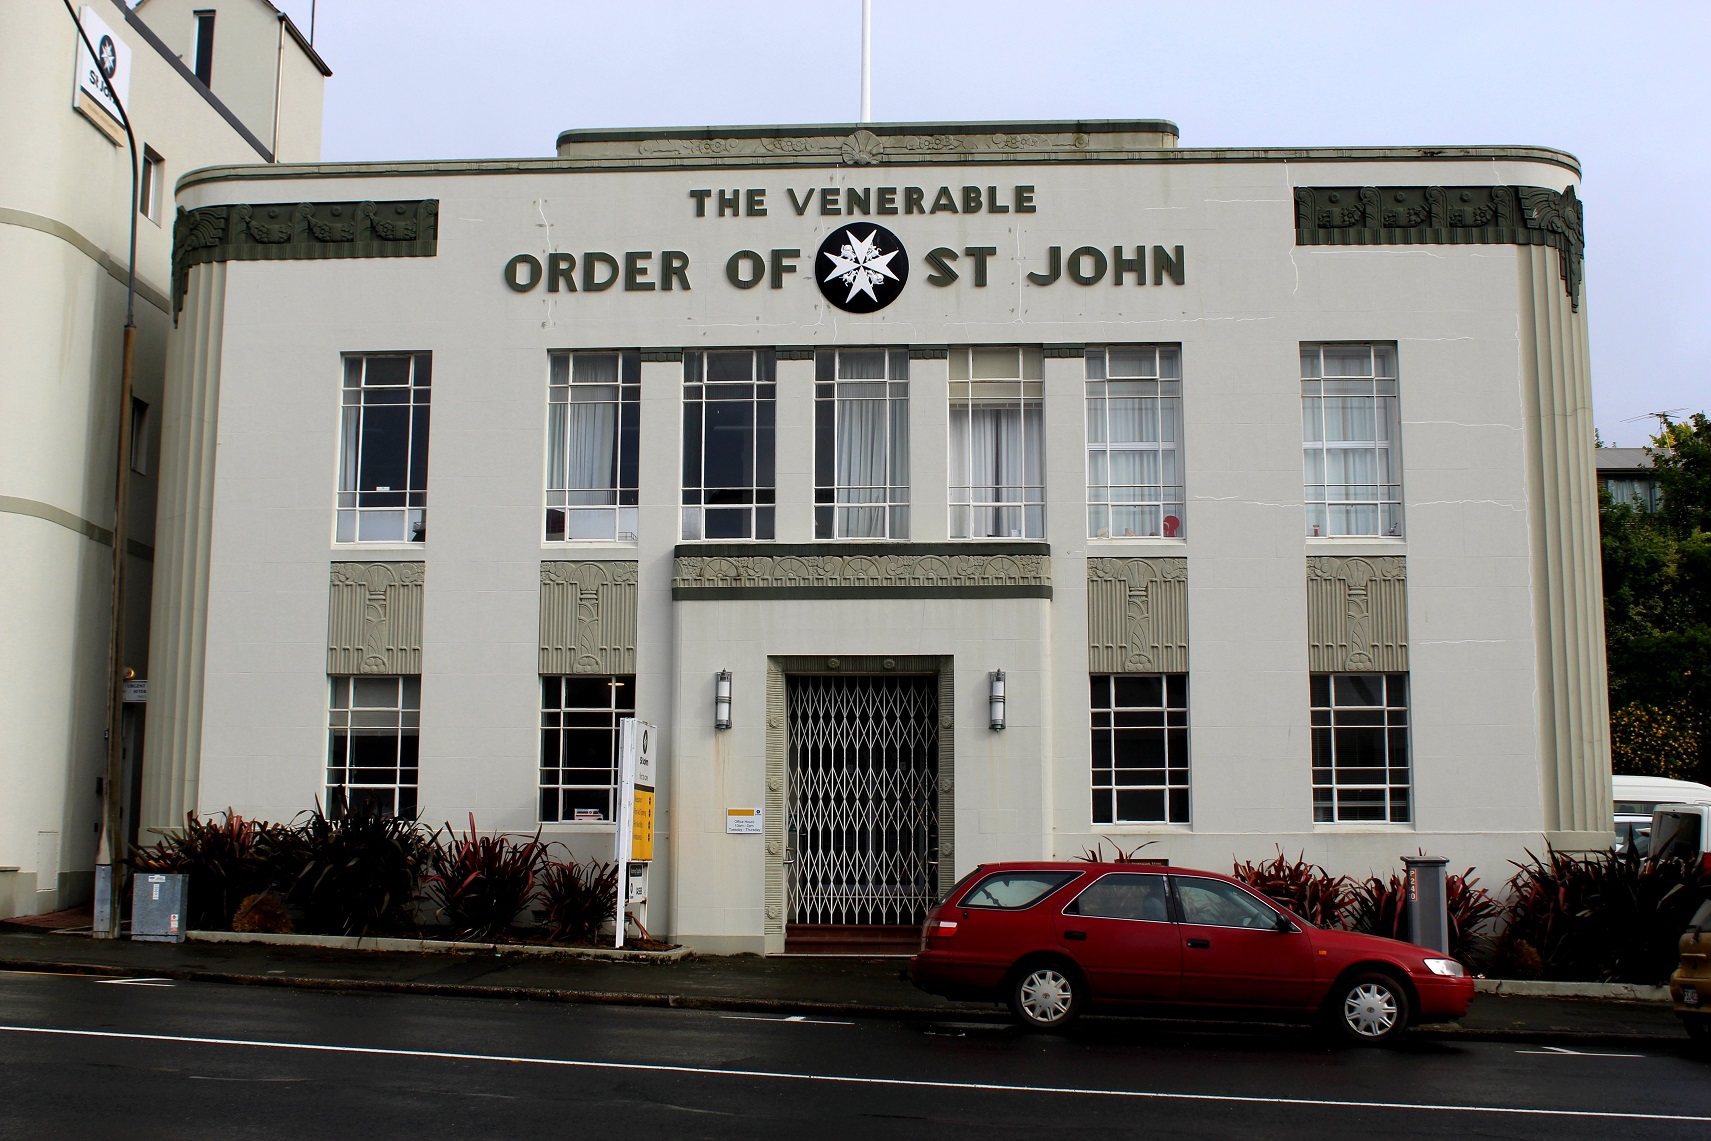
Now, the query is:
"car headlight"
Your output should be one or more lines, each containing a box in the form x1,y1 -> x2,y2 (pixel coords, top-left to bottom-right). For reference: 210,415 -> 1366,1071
1422,958 -> 1465,977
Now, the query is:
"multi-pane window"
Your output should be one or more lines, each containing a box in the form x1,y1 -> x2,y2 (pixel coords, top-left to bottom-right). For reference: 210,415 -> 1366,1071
1311,673 -> 1411,823
539,675 -> 634,823
327,676 -> 420,818
1091,674 -> 1190,824
682,350 -> 775,540
949,346 -> 1044,539
1301,343 -> 1402,537
547,351 -> 640,542
1086,345 -> 1184,538
815,348 -> 910,539
337,353 -> 431,543
1603,476 -> 1660,513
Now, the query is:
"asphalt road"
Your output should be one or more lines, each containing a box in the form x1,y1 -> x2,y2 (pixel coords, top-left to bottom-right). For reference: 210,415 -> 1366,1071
0,968 -> 1706,1139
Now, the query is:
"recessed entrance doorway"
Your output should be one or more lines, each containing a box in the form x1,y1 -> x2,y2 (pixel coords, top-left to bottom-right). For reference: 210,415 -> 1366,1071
784,673 -> 940,954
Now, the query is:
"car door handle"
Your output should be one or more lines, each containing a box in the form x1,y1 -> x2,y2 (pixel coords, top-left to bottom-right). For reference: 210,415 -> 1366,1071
1186,938 -> 1211,949
1064,930 -> 1087,941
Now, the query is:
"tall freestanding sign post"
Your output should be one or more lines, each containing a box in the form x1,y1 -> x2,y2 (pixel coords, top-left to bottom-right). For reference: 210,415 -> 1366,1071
614,718 -> 656,948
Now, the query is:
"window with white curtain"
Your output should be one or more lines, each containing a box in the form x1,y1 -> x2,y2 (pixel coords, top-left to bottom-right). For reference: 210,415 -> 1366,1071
815,348 -> 910,539
546,351 -> 639,542
949,346 -> 1044,539
337,353 -> 431,543
1301,343 -> 1403,537
682,349 -> 776,540
327,676 -> 419,819
1086,345 -> 1184,539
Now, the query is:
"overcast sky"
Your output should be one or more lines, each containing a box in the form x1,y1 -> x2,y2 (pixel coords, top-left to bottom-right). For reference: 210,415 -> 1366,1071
265,0 -> 1707,446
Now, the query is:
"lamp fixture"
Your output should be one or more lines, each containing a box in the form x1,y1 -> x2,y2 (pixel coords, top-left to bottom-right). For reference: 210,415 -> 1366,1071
714,669 -> 733,731
989,669 -> 1006,731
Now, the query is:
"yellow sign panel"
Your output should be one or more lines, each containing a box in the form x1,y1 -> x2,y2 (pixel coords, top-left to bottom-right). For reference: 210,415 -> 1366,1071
631,787 -> 654,861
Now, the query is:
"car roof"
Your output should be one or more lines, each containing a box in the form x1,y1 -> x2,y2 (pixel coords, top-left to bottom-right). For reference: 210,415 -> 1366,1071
971,860 -> 1237,884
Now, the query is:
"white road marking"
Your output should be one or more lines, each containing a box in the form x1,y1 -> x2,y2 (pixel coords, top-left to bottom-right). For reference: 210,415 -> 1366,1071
721,1014 -> 855,1026
1518,1045 -> 1647,1058
0,1023 -> 1702,1122
93,978 -> 175,987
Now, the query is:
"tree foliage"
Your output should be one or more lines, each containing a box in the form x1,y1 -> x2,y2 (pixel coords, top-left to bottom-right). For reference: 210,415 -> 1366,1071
1603,413 -> 1711,780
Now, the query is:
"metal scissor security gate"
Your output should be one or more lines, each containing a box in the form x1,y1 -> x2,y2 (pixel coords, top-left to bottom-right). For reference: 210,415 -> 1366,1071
786,674 -> 939,934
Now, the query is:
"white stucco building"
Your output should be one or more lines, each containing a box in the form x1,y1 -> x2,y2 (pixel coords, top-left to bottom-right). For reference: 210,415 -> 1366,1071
151,119 -> 1608,952
0,0 -> 325,918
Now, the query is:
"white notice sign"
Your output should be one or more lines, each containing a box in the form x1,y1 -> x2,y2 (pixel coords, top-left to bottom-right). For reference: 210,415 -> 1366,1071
73,6 -> 132,143
725,808 -> 763,834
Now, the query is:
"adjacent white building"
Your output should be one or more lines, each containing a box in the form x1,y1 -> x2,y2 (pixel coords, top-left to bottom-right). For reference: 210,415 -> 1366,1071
0,0 -> 325,918
151,119 -> 1609,952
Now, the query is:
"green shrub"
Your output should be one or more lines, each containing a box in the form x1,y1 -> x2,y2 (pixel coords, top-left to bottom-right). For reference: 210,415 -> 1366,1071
130,810 -> 299,931
286,803 -> 436,937
1348,867 -> 1498,969
426,816 -> 545,941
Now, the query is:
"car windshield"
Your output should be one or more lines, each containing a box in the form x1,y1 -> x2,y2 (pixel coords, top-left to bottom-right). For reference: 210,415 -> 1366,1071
1652,811 -> 1704,864
960,871 -> 1077,910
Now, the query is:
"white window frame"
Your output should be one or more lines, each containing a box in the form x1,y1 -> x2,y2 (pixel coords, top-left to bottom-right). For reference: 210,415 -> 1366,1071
681,349 -> 776,541
1091,673 -> 1190,825
1301,342 -> 1403,538
539,675 -> 635,824
948,345 -> 1044,539
814,348 -> 910,539
546,350 -> 640,543
327,676 -> 420,818
1310,672 -> 1411,824
139,146 -> 164,224
336,353 -> 431,544
1085,345 -> 1184,539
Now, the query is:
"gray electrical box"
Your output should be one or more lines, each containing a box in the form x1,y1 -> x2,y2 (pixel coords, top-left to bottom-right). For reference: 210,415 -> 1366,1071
1402,855 -> 1449,954
131,873 -> 188,942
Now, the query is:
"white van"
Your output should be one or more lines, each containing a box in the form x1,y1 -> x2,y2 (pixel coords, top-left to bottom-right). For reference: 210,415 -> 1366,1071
1614,775 -> 1711,856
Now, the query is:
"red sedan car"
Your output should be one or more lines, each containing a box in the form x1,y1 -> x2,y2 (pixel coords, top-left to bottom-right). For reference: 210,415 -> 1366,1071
908,862 -> 1474,1044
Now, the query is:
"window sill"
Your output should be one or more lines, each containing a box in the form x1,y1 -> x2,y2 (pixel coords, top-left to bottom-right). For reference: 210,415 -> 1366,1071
537,821 -> 617,832
543,540 -> 639,550
1083,537 -> 1188,554
332,542 -> 426,552
1085,823 -> 1193,833
1311,823 -> 1416,832
1304,536 -> 1406,554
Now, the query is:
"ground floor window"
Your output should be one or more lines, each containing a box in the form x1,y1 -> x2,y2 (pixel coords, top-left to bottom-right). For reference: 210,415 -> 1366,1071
540,675 -> 634,823
327,676 -> 420,817
1091,674 -> 1189,824
1311,672 -> 1411,823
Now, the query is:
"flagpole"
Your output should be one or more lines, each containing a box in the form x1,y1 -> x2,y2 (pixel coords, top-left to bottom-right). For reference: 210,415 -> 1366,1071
860,0 -> 872,122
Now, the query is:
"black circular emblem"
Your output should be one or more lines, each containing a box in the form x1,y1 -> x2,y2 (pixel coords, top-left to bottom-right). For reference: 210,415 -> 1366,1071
816,223 -> 908,313
97,35 -> 117,79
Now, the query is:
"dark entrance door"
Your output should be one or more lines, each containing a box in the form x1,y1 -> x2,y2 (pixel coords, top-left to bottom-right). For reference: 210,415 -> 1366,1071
786,674 -> 939,954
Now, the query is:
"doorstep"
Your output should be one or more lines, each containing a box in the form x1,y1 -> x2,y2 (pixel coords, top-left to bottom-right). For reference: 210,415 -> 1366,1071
1474,978 -> 1670,1003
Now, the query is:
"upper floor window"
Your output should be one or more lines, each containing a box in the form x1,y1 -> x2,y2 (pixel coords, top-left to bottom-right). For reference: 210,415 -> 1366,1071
1311,672 -> 1411,824
1602,475 -> 1660,513
337,353 -> 430,543
546,351 -> 639,542
682,350 -> 775,540
815,348 -> 910,540
1302,343 -> 1402,537
949,346 -> 1043,539
139,147 -> 164,223
1086,345 -> 1184,539
191,11 -> 216,86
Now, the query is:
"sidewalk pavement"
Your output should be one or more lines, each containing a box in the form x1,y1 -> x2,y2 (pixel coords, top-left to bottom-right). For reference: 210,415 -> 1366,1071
0,924 -> 1688,1046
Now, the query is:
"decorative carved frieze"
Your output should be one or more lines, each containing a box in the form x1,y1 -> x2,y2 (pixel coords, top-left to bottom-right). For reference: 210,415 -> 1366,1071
328,562 -> 425,675
1087,559 -> 1189,673
1293,185 -> 1584,310
540,562 -> 639,675
1306,556 -> 1408,673
672,545 -> 1051,599
172,200 -> 439,320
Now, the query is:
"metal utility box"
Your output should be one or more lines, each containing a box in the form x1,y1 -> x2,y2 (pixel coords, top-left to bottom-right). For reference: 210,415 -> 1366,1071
1403,855 -> 1450,954
131,873 -> 188,942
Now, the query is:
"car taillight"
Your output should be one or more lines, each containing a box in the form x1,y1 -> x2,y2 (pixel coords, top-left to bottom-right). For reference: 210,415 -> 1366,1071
921,917 -> 959,949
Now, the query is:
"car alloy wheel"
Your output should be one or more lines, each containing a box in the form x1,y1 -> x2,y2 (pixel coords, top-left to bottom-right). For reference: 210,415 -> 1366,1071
1010,964 -> 1081,1031
1333,973 -> 1409,1046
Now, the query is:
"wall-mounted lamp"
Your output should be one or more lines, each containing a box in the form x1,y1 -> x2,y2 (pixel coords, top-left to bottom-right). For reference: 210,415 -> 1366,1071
714,669 -> 733,731
989,669 -> 1006,732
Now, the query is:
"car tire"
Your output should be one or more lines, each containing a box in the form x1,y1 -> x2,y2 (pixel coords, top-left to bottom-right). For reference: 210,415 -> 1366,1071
1325,971 -> 1411,1047
1684,1015 -> 1711,1046
1007,960 -> 1083,1032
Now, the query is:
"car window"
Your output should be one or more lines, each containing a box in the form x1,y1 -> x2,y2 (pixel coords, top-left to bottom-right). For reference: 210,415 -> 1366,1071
1652,811 -> 1704,863
960,871 -> 1077,910
1064,873 -> 1171,922
1174,877 -> 1279,929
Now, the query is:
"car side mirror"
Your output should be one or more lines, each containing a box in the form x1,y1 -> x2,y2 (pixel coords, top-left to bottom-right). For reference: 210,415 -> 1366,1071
1274,913 -> 1296,933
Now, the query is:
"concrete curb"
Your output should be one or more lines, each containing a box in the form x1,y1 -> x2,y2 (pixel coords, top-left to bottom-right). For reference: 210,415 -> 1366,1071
0,956 -> 1688,1046
184,929 -> 691,962
1475,978 -> 1671,1003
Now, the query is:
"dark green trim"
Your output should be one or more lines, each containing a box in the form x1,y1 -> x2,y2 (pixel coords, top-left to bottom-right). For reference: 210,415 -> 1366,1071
558,119 -> 1181,147
172,200 -> 439,320
674,585 -> 1053,601
1295,185 -> 1584,310
909,346 -> 949,359
776,347 -> 815,361
1044,345 -> 1086,358
641,349 -> 684,362
177,145 -> 1582,193
675,541 -> 1049,559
